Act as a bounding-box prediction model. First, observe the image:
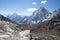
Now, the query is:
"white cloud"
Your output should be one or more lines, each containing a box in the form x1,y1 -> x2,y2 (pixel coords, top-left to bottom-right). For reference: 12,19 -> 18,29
32,2 -> 37,5
27,8 -> 37,12
41,0 -> 47,4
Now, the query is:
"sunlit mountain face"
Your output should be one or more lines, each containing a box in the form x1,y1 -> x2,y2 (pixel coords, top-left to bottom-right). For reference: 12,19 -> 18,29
21,6 -> 52,25
7,6 -> 52,25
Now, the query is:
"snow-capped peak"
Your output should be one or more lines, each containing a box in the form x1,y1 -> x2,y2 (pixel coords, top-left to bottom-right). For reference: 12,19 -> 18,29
21,6 -> 52,25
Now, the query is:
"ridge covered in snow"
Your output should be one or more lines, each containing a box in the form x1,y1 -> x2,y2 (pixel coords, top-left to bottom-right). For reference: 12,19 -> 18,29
21,6 -> 52,25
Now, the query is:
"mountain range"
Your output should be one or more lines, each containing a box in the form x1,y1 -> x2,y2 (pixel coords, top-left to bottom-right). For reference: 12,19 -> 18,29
7,13 -> 24,23
7,6 -> 53,25
1,6 -> 60,26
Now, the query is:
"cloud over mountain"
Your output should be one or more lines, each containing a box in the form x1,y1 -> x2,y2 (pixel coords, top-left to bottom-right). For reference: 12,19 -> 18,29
27,8 -> 37,12
41,0 -> 47,4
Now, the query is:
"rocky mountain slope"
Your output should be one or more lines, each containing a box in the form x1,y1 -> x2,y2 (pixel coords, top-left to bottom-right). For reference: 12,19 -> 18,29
30,8 -> 60,40
0,14 -> 22,40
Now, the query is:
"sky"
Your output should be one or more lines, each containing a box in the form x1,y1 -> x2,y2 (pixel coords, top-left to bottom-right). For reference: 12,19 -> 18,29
0,0 -> 60,16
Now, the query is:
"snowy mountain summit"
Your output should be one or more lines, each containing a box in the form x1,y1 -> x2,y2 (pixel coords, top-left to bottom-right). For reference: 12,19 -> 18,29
21,6 -> 52,25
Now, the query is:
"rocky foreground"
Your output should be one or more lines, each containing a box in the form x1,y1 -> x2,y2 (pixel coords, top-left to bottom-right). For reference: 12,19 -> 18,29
0,21 -> 60,40
0,21 -> 31,40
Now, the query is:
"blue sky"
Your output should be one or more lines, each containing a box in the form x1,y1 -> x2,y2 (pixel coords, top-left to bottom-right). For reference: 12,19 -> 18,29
0,0 -> 60,16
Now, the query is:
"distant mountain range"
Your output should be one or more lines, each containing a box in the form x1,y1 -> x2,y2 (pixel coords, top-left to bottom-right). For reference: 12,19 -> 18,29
2,6 -> 60,25
0,6 -> 60,31
7,13 -> 24,23
7,6 -> 53,25
0,14 -> 17,23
